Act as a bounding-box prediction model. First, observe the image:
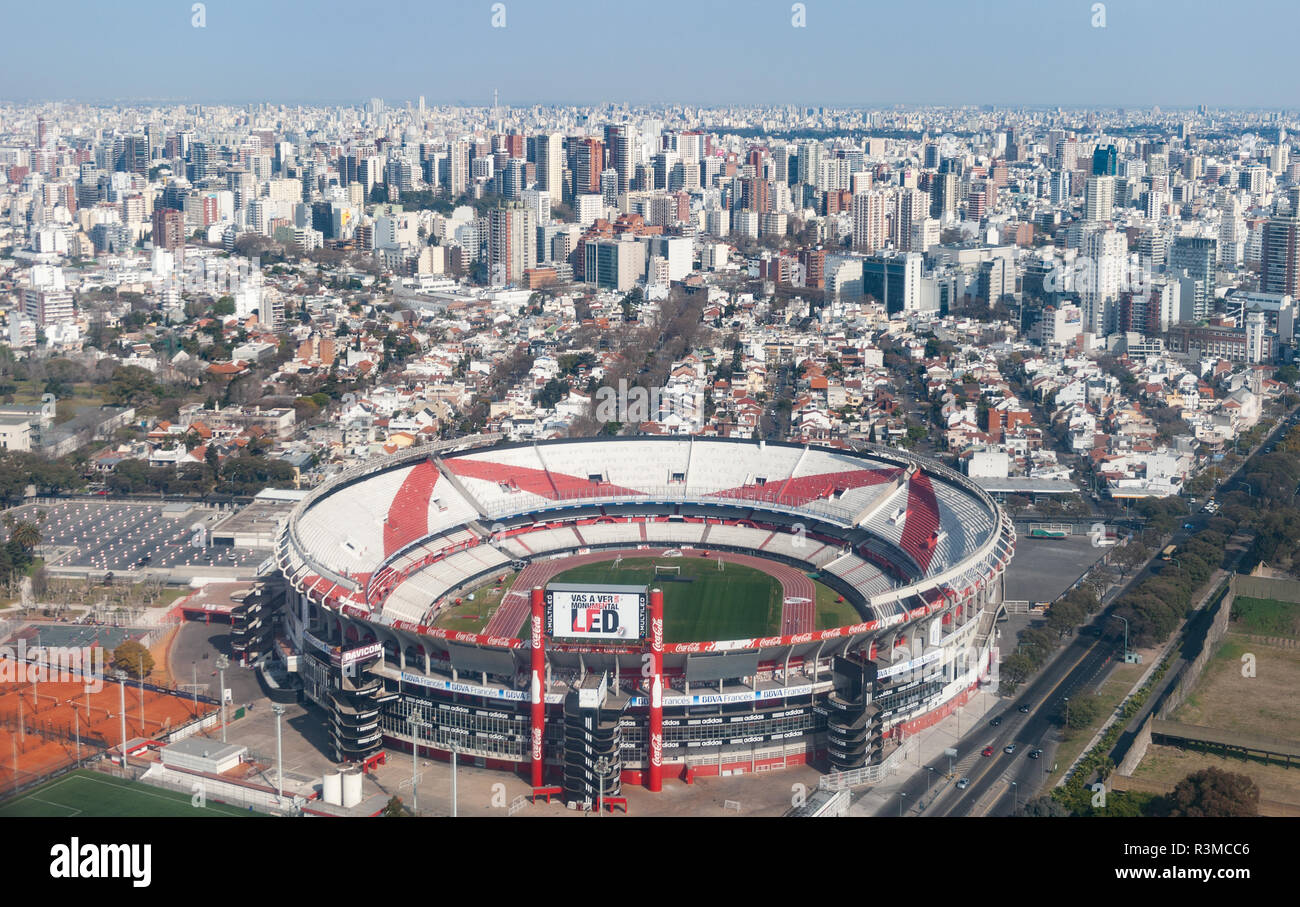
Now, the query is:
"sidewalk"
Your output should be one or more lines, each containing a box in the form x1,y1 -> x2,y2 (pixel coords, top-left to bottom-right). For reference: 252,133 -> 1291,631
851,684 -> 1003,816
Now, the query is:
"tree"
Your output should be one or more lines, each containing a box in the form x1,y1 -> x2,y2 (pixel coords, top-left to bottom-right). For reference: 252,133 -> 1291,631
1112,540 -> 1150,576
111,640 -> 155,680
381,795 -> 409,817
206,445 -> 221,479
106,365 -> 159,407
30,566 -> 49,600
1161,768 -> 1259,817
3,511 -> 44,554
1015,795 -> 1070,817
1057,693 -> 1102,730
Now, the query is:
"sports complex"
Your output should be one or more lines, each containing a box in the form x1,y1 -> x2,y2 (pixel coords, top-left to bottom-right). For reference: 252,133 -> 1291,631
275,435 -> 1015,806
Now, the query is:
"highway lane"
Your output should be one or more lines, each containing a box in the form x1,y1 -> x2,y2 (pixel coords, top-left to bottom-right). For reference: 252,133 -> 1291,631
938,629 -> 1120,816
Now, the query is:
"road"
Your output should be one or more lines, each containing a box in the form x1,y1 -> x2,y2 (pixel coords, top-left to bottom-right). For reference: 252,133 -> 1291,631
893,624 -> 1121,817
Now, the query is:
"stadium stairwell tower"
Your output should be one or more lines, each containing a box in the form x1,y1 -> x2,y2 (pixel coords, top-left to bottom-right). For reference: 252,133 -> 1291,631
825,655 -> 881,771
561,674 -> 624,806
328,647 -> 392,763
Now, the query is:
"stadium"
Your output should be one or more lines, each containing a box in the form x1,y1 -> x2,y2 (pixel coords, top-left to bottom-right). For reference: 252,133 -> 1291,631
274,435 -> 1015,806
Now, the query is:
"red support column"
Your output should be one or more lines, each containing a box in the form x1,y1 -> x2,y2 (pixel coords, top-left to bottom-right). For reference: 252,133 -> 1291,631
647,587 -> 664,792
529,587 -> 546,787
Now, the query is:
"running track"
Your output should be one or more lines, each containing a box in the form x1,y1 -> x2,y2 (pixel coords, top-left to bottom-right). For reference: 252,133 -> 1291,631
482,548 -> 818,638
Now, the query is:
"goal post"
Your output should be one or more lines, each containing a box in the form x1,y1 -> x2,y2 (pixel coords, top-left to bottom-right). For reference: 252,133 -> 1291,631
653,565 -> 680,578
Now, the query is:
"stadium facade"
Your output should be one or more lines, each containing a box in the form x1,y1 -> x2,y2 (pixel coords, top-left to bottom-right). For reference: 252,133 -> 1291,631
274,435 -> 1014,804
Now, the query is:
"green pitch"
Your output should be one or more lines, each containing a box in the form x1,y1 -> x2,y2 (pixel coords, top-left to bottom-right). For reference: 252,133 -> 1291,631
1231,597 -> 1300,637
550,556 -> 783,642
0,769 -> 259,817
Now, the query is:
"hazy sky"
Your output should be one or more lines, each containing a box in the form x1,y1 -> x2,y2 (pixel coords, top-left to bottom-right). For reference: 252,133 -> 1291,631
2,0 -> 1296,109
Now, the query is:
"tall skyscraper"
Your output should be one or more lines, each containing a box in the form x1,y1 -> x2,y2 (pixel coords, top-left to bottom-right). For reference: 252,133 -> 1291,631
797,142 -> 822,187
574,138 -> 603,199
604,124 -> 634,195
893,188 -> 927,251
488,204 -> 537,285
1081,228 -> 1126,336
1092,144 -> 1118,176
852,190 -> 889,252
930,172 -> 957,220
535,133 -> 563,196
1262,208 -> 1300,298
1084,175 -> 1115,222
1168,235 -> 1218,320
448,140 -> 470,197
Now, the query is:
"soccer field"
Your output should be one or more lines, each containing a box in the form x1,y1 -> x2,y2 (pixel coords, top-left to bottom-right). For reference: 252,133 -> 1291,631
550,556 -> 782,642
0,769 -> 257,818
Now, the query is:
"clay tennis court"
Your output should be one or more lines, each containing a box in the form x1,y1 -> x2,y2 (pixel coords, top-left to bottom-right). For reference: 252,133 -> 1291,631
0,657 -> 217,798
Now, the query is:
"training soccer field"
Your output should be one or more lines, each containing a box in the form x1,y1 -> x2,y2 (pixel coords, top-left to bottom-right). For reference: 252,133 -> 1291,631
0,769 -> 257,818
550,556 -> 783,642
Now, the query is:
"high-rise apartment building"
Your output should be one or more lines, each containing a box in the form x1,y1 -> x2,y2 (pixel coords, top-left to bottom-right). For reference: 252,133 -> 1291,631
1084,175 -> 1115,222
535,133 -> 563,196
574,138 -> 603,199
1262,193 -> 1300,297
604,124 -> 634,195
487,205 -> 537,286
1168,235 -> 1218,320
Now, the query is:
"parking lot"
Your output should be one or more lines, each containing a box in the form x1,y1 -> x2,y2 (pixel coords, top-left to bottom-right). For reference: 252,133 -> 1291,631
1003,532 -> 1108,604
4,501 -> 267,574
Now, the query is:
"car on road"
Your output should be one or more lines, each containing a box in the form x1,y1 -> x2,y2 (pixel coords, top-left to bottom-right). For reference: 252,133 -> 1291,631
989,716 -> 1002,727
1003,743 -> 1017,754
1017,704 -> 1030,713
1028,748 -> 1043,759
956,777 -> 970,790
981,745 -> 994,757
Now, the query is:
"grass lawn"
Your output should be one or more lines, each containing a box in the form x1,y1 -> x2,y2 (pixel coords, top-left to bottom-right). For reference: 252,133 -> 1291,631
1230,596 -> 1300,637
0,769 -> 258,817
433,572 -> 518,634
813,578 -> 865,628
6,380 -> 104,424
1132,743 -> 1300,805
550,556 -> 782,643
1171,633 -> 1300,742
